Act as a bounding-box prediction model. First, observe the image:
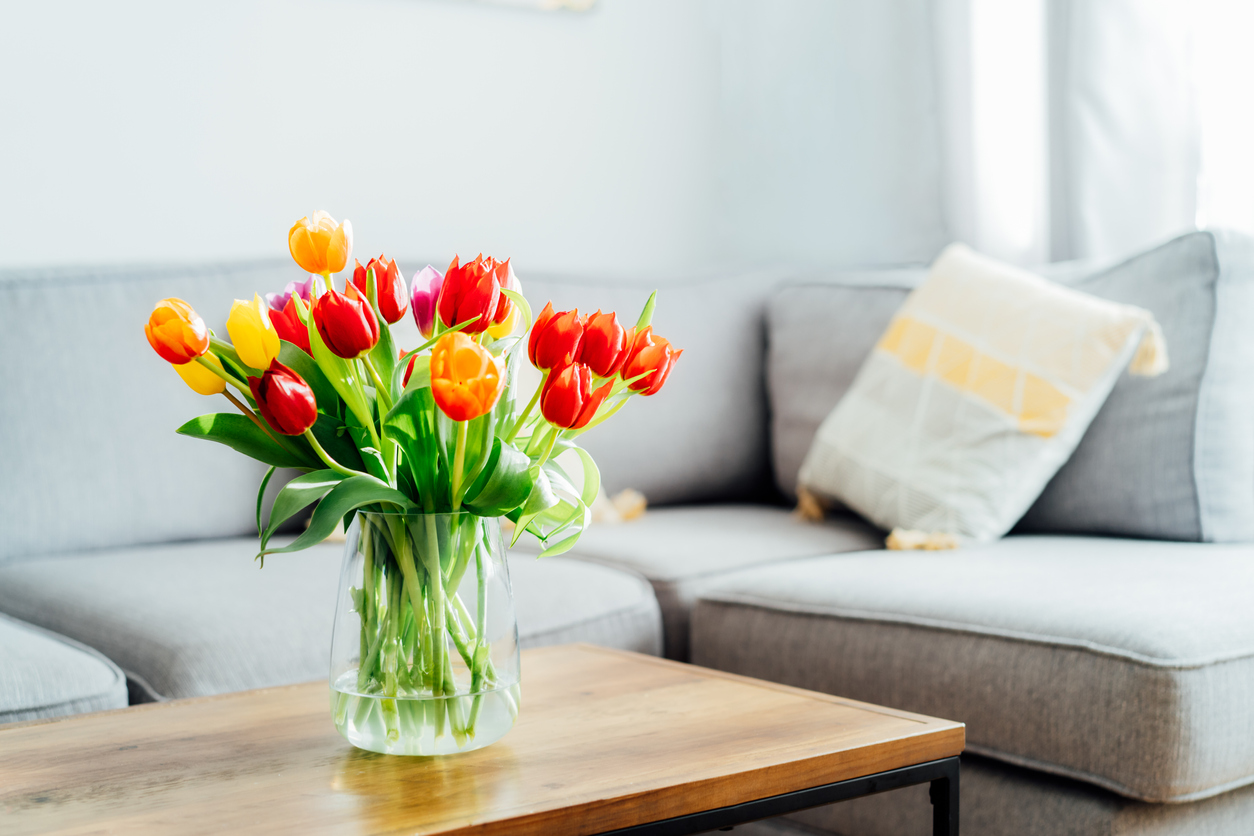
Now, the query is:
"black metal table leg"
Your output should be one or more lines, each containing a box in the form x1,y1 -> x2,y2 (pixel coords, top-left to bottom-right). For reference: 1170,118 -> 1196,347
930,757 -> 961,836
598,756 -> 961,836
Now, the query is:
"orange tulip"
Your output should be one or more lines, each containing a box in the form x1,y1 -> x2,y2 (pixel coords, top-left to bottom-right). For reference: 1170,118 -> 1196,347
288,211 -> 353,275
621,327 -> 682,396
145,298 -> 210,364
430,332 -> 505,422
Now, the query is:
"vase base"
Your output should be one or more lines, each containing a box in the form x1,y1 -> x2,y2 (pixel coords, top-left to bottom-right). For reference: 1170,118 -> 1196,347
330,676 -> 521,756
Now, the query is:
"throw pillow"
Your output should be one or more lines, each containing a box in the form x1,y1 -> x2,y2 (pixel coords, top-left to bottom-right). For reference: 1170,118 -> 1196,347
796,243 -> 1167,541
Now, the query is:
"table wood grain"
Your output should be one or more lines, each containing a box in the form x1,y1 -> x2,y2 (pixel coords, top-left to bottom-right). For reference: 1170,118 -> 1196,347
0,643 -> 964,835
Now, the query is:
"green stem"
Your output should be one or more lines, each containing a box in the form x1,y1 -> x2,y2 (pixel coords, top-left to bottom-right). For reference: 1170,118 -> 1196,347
195,353 -> 248,391
450,421 -> 469,510
505,373 -> 546,444
350,359 -> 383,451
362,354 -> 392,412
303,429 -> 366,479
535,425 -> 560,467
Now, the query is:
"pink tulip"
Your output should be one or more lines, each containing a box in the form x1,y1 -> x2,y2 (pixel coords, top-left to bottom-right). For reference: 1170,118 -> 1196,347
265,276 -> 316,312
411,265 -> 443,339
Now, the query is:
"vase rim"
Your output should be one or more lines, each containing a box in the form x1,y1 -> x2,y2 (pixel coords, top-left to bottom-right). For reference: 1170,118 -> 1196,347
353,509 -> 499,520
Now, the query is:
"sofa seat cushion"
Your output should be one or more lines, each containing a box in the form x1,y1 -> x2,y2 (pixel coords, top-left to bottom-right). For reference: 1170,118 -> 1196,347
550,504 -> 882,660
0,538 -> 662,700
0,613 -> 128,725
691,535 -> 1254,803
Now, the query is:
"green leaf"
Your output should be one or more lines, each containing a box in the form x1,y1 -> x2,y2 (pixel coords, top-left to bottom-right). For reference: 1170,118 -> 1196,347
634,290 -> 658,330
383,387 -> 443,511
258,475 -> 415,558
279,341 -> 338,414
464,439 -> 534,516
309,413 -> 367,473
260,469 -> 346,549
510,466 -> 559,547
256,466 -> 277,535
500,287 -> 534,333
177,413 -> 309,469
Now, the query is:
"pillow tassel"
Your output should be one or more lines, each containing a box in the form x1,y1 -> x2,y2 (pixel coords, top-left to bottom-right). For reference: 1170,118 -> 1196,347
1129,319 -> 1169,377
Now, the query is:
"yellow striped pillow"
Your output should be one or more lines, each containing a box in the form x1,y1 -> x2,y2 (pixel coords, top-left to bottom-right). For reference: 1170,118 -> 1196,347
798,244 -> 1167,542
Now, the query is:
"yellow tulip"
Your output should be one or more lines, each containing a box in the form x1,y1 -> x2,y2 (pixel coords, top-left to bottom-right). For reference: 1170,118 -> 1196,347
174,353 -> 226,396
288,210 -> 353,275
228,293 -> 281,369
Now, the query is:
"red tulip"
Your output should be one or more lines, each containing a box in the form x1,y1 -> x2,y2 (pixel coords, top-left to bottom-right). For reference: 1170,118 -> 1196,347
268,296 -> 311,354
248,360 -> 318,435
312,288 -> 379,359
621,327 -> 682,396
489,258 -> 515,325
437,254 -> 500,333
528,302 -> 584,371
352,256 -> 408,325
579,310 -> 631,377
540,362 -> 613,430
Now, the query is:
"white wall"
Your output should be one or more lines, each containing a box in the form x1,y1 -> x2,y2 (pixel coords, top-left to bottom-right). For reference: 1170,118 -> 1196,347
0,0 -> 947,275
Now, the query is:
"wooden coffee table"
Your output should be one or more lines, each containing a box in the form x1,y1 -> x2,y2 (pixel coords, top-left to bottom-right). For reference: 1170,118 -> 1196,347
0,644 -> 964,835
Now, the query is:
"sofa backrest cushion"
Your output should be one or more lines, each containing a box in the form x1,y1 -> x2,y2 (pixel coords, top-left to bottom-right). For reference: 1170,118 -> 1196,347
521,270 -> 778,505
1018,231 -> 1254,541
767,270 -> 918,499
767,231 -> 1254,542
0,261 -> 307,562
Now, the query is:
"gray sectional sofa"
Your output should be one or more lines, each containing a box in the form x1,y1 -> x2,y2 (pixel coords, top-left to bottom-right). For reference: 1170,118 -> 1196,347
3,230 -> 1253,835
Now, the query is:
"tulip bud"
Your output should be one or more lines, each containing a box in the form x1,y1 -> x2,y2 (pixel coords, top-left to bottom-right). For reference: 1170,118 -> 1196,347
268,296 -> 311,354
541,362 -> 613,430
411,265 -> 443,339
173,354 -> 226,396
352,256 -> 409,325
227,293 -> 281,369
621,327 -> 682,396
528,302 -> 584,371
312,288 -> 380,359
579,310 -> 630,377
145,298 -> 210,364
264,276 -> 315,312
288,211 -> 353,275
437,254 -> 500,333
430,332 -> 506,422
486,259 -> 523,340
248,360 -> 318,436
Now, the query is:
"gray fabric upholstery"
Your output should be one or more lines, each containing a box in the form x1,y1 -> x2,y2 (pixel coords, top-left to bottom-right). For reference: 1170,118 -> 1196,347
0,260 -> 309,562
551,505 -> 882,660
511,552 -> 662,656
1021,230 -> 1254,541
739,755 -> 1254,836
0,538 -> 663,699
0,613 -> 128,725
522,271 -> 780,504
691,535 -> 1254,803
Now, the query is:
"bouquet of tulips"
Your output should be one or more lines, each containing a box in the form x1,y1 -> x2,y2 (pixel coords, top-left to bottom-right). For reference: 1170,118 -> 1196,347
144,211 -> 680,752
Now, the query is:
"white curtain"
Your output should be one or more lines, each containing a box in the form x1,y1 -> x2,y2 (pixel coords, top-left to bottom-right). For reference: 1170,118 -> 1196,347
936,0 -> 1254,265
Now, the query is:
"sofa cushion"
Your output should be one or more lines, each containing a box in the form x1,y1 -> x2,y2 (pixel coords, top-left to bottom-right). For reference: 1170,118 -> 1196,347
0,538 -> 662,700
550,505 -> 882,660
0,260 -> 310,562
767,231 -> 1254,541
691,535 -> 1254,803
0,613 -> 128,725
796,243 -> 1165,541
520,270 -> 780,504
1020,230 -> 1254,541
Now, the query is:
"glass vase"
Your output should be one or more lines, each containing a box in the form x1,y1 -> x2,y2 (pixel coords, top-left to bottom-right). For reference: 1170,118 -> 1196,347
329,511 -> 521,756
